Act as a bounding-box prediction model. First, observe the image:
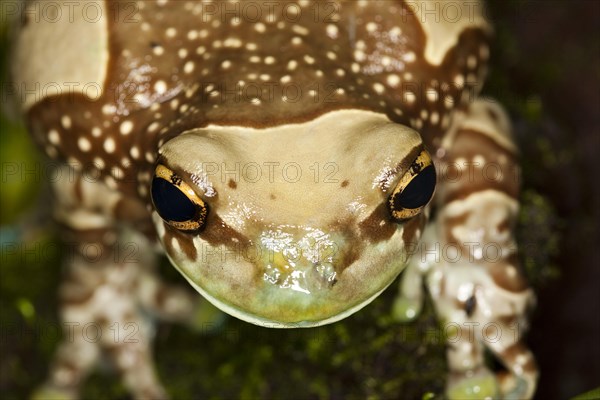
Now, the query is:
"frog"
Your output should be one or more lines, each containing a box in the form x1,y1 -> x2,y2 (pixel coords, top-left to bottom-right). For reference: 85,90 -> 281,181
11,0 -> 538,399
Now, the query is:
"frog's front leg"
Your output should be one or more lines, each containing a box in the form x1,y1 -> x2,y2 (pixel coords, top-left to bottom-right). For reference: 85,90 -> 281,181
33,166 -> 198,400
396,100 -> 538,399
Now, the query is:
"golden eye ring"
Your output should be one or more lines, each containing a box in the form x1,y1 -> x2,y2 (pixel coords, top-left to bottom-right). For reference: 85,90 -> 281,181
151,164 -> 208,232
388,150 -> 437,222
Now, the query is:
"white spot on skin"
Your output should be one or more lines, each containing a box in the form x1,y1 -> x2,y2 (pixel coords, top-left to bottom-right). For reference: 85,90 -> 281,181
250,98 -> 261,105
111,166 -> 124,180
473,155 -> 486,165
187,30 -> 198,40
326,24 -> 338,39
354,49 -> 366,62
454,74 -> 465,87
292,37 -> 302,45
280,75 -> 291,84
103,137 -> 116,153
130,146 -> 140,159
366,22 -> 378,33
426,88 -> 438,102
92,127 -> 101,137
287,60 -> 298,70
154,80 -> 167,94
264,56 -> 276,65
120,120 -> 133,135
386,74 -> 400,87
184,61 -> 195,73
152,45 -> 164,56
178,48 -> 188,59
224,37 -> 243,48
254,23 -> 266,33
78,137 -> 91,152
404,91 -> 416,105
93,157 -> 105,169
48,129 -> 60,145
373,83 -> 385,94
166,27 -> 177,38
61,116 -> 72,129
304,55 -> 315,64
221,60 -> 231,69
402,52 -> 416,63
292,25 -> 309,36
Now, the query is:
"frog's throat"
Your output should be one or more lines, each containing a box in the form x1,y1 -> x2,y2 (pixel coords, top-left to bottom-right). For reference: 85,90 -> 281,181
165,248 -> 391,328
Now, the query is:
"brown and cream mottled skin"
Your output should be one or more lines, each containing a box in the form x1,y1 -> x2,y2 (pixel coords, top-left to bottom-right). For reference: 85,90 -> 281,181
13,0 -> 537,399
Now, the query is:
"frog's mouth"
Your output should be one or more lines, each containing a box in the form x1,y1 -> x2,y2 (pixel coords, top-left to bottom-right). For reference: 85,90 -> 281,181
154,211 -> 420,328
150,109 -> 435,327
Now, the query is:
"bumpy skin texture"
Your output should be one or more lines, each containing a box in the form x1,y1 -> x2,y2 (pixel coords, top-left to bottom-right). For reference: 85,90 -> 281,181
13,0 -> 537,398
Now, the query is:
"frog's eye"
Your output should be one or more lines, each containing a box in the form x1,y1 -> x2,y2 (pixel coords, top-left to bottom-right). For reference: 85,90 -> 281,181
151,164 -> 208,232
388,150 -> 436,222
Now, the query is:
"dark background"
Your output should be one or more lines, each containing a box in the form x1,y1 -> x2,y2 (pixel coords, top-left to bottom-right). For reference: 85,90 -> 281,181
1,1 -> 598,399
486,2 -> 599,398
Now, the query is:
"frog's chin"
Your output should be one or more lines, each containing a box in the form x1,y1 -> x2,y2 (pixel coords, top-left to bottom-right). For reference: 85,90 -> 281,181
177,266 -> 391,328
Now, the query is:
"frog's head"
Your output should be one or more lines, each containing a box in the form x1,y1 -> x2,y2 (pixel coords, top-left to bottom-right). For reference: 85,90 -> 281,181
150,110 -> 435,327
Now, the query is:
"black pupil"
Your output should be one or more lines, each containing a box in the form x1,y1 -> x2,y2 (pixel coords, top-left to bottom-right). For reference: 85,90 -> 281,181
394,166 -> 436,210
151,177 -> 197,222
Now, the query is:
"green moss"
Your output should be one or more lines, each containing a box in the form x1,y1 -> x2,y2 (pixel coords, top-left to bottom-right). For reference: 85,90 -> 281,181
571,387 -> 600,400
517,190 -> 561,287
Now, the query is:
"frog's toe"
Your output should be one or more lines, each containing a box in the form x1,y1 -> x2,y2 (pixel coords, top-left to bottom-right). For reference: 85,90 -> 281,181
446,371 -> 500,400
391,297 -> 422,322
30,386 -> 75,400
187,299 -> 228,334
